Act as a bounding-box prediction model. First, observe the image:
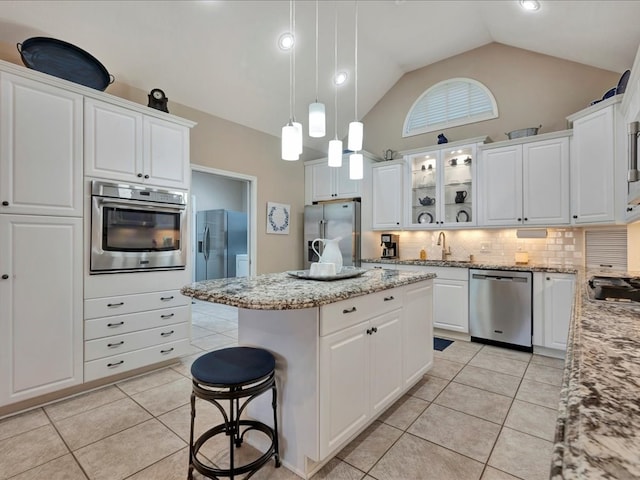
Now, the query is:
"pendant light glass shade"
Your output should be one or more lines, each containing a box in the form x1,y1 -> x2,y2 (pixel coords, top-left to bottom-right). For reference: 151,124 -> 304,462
328,139 -> 343,167
293,121 -> 303,155
347,121 -> 363,151
309,102 -> 326,138
349,152 -> 363,180
282,124 -> 299,161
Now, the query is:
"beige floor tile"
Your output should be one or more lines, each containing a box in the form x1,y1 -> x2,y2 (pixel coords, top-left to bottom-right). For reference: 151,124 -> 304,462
220,329 -> 239,340
504,399 -> 557,441
191,333 -> 237,351
126,447 -> 209,480
191,324 -> 215,339
336,421 -> 402,472
54,397 -> 151,450
74,419 -> 185,480
428,358 -> 465,380
171,352 -> 203,378
408,375 -> 449,402
488,428 -> 553,480
481,466 -> 521,480
377,395 -> 428,430
530,355 -> 565,369
0,408 -> 49,442
434,341 -> 480,363
44,385 -> 125,422
524,363 -> 564,386
480,345 -> 532,363
312,457 -> 365,480
117,368 -> 185,396
7,453 -> 87,480
468,351 -> 528,378
408,404 -> 500,463
453,365 -> 522,397
192,316 -> 238,333
434,382 -> 512,424
158,401 -> 225,443
131,377 -> 192,416
516,379 -> 561,410
369,433 -> 484,480
0,424 -> 68,479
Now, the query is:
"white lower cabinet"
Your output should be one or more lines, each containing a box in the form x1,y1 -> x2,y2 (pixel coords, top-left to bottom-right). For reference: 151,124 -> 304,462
83,289 -> 191,381
0,215 -> 83,406
533,272 -> 575,351
318,283 -> 431,459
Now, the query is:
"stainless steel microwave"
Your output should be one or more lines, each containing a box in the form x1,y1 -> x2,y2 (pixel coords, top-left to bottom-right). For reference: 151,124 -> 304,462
90,181 -> 188,274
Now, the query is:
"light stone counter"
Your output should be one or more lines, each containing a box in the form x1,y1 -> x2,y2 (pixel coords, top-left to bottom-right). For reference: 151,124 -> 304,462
361,257 -> 577,274
552,268 -> 640,479
180,268 -> 436,310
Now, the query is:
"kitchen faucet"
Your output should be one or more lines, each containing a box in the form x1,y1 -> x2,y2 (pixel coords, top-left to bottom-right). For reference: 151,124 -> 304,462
437,231 -> 452,261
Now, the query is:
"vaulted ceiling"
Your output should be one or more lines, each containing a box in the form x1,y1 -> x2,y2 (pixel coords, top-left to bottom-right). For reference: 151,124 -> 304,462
1,1 -> 639,154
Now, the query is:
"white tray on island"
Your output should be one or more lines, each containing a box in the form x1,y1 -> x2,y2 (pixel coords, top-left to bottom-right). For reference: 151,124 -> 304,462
286,266 -> 367,281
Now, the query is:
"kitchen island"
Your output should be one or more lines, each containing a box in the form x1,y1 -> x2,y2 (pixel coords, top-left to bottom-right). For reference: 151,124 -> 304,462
181,268 -> 436,479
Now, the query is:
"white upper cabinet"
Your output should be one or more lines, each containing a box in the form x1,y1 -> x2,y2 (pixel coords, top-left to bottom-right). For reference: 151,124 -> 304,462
85,98 -> 190,189
479,135 -> 570,227
306,158 -> 362,203
371,161 -> 403,230
0,72 -> 83,216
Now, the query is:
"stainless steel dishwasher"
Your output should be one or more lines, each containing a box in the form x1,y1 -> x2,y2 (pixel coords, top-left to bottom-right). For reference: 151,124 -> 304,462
469,269 -> 533,352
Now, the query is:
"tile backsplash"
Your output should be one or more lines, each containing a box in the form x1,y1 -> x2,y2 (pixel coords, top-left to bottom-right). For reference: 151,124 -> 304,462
363,228 -> 584,267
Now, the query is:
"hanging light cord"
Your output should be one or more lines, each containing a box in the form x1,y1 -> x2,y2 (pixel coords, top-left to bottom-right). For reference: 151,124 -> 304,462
292,0 -> 296,122
354,0 -> 358,121
288,0 -> 293,124
334,4 -> 338,140
314,0 -> 319,103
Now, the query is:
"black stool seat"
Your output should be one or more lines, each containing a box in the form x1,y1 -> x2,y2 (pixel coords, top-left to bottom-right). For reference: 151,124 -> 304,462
191,346 -> 275,386
188,346 -> 280,480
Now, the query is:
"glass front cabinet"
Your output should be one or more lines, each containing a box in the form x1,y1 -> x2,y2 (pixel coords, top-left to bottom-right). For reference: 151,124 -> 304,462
405,142 -> 479,228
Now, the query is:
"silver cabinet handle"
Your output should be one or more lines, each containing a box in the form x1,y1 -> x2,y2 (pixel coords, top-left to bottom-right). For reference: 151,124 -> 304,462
160,347 -> 174,354
342,307 -> 357,314
160,313 -> 175,319
107,360 -> 124,367
107,302 -> 124,307
107,341 -> 124,347
160,330 -> 174,337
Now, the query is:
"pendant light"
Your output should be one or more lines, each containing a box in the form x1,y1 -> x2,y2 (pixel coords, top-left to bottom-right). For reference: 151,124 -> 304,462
282,0 -> 299,161
308,0 -> 326,138
348,0 -> 363,179
328,4 -> 342,168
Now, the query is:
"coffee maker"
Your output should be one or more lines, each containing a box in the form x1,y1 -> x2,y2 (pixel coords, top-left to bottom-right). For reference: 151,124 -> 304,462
381,234 -> 399,259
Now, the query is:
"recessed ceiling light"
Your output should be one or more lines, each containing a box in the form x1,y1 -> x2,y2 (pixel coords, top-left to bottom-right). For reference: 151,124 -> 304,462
278,33 -> 294,50
520,0 -> 540,11
334,71 -> 348,86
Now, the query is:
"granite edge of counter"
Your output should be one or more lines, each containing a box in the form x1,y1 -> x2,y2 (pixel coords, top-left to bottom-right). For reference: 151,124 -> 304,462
361,258 -> 577,274
181,270 -> 437,310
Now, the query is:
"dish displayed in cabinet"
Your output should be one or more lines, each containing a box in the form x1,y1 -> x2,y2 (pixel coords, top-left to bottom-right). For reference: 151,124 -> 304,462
417,211 -> 434,224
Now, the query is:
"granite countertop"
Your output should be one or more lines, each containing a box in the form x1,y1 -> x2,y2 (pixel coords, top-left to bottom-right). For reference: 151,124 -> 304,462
181,268 -> 436,310
361,257 -> 577,274
552,268 -> 640,479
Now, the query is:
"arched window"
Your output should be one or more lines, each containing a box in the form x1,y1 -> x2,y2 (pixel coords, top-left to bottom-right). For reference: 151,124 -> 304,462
403,78 -> 498,137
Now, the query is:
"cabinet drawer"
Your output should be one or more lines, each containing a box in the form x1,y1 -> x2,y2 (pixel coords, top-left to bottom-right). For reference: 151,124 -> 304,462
85,305 -> 190,340
320,287 -> 402,336
84,338 -> 190,382
85,322 -> 190,361
85,290 -> 190,319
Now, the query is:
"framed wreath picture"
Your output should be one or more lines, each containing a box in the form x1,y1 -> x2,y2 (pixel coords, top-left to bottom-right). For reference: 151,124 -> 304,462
266,202 -> 290,235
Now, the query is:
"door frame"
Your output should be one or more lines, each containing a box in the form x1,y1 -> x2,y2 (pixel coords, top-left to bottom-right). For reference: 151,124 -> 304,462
191,164 -> 257,278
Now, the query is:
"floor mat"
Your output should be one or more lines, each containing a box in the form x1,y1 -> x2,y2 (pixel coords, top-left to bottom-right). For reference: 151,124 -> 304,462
434,337 -> 454,351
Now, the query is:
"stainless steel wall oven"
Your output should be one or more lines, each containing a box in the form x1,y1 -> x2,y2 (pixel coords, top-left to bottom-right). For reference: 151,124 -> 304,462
90,181 -> 187,273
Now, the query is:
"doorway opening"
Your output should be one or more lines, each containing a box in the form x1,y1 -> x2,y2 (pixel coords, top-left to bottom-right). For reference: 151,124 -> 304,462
190,165 -> 257,282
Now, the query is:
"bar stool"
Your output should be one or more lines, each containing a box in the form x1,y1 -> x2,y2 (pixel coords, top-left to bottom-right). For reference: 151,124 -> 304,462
188,346 -> 280,479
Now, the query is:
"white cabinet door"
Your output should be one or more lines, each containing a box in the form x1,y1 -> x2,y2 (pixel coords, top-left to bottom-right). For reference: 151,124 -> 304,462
533,272 -> 574,351
433,279 -> 469,333
319,321 -> 369,459
571,107 -> 615,224
403,281 -> 433,386
310,162 -> 335,201
84,98 -> 143,182
522,137 -> 570,225
480,145 -> 523,226
0,72 -> 83,216
335,158 -> 361,199
143,116 -> 190,189
369,309 -> 403,415
372,162 -> 403,229
0,215 -> 83,406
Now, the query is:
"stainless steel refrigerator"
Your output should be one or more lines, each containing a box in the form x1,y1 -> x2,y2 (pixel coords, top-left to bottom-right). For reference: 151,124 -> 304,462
195,209 -> 247,280
304,201 -> 361,269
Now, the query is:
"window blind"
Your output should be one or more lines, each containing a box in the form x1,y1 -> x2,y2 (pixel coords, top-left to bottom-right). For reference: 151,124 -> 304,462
585,227 -> 627,271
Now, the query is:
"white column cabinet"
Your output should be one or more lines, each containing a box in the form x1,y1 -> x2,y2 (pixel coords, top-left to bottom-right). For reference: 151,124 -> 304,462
306,159 -> 361,203
403,281 -> 434,386
85,98 -> 190,189
479,135 -> 570,226
369,310 -> 403,415
371,162 -> 403,229
0,215 -> 83,406
533,272 -> 575,352
0,72 -> 83,216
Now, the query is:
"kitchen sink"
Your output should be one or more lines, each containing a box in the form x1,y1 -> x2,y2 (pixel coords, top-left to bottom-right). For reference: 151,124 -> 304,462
587,276 -> 640,303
